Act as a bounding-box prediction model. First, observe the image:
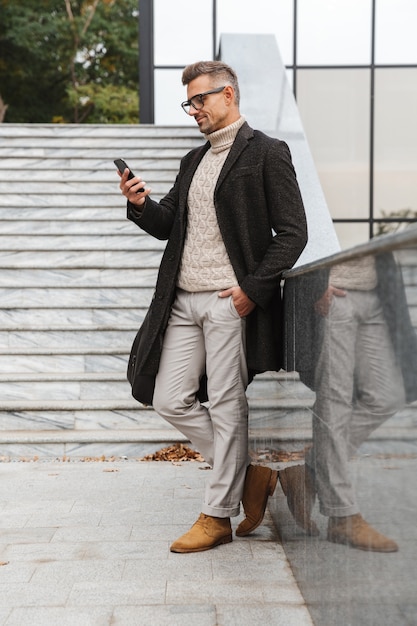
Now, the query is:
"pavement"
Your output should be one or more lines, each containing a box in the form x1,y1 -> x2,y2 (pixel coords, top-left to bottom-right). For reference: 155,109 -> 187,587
269,446 -> 417,626
0,458 -> 314,626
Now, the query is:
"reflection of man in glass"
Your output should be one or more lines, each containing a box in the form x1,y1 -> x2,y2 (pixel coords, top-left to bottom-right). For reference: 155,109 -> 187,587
285,253 -> 417,552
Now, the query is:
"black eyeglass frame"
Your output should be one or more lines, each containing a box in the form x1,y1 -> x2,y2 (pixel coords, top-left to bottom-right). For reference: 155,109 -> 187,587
181,86 -> 226,114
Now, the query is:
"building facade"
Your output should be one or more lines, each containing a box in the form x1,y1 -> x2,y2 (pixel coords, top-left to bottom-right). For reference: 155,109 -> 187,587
139,0 -> 417,249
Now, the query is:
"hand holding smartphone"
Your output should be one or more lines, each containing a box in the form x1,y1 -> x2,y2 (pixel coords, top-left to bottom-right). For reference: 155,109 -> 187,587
114,158 -> 145,193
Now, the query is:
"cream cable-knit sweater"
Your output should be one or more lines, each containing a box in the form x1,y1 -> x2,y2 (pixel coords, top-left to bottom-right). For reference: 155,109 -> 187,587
330,255 -> 377,290
177,116 -> 246,292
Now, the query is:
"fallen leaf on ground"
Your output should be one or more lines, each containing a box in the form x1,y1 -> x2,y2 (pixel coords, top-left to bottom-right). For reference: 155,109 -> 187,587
140,444 -> 205,463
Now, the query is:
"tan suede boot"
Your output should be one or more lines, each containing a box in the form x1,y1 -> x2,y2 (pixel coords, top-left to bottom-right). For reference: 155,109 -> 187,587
170,513 -> 232,553
278,464 -> 319,536
235,464 -> 278,537
327,514 -> 398,552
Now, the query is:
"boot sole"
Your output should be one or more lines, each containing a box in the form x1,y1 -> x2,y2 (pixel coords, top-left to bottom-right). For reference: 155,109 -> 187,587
235,470 -> 278,537
170,534 -> 233,553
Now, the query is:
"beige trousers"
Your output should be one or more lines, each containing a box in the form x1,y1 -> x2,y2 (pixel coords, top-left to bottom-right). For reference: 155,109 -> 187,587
306,289 -> 405,517
153,289 -> 249,518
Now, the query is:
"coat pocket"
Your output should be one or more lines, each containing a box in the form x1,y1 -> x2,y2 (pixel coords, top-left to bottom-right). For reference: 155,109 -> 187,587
127,310 -> 156,406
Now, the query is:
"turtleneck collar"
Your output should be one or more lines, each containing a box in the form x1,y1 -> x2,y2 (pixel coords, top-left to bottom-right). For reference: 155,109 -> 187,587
205,116 -> 246,154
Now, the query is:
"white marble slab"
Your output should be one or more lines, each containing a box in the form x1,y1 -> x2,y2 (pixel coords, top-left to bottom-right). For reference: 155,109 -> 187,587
0,234 -> 163,249
0,380 -> 131,402
1,167 -> 178,182
0,133 -> 201,148
0,381 -> 82,401
74,408 -> 169,431
0,441 -> 175,459
0,190 -> 168,207
0,353 -> 127,373
0,406 -> 168,431
85,354 -> 128,372
0,268 -> 158,288
0,250 -> 163,268
0,308 -> 145,328
0,221 -> 135,235
0,287 -> 153,307
0,123 -> 202,139
0,410 -> 74,431
0,207 -> 125,220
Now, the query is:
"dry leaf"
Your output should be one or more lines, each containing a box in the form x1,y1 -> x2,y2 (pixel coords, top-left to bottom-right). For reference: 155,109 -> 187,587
140,443 -> 204,463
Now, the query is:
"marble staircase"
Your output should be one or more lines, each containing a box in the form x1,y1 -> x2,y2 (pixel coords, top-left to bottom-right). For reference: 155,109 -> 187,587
0,124 -> 314,459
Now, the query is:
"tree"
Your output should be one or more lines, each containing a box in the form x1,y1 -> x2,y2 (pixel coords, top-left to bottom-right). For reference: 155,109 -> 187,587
0,0 -> 139,123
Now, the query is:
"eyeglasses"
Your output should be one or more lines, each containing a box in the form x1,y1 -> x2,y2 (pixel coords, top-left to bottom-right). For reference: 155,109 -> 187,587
181,86 -> 226,114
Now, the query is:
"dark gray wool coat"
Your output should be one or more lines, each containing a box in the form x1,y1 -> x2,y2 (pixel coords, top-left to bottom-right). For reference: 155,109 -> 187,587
126,122 -> 308,404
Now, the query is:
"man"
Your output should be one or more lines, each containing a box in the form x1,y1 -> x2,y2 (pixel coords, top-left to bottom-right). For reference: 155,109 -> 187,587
284,253 -> 417,551
118,60 -> 307,553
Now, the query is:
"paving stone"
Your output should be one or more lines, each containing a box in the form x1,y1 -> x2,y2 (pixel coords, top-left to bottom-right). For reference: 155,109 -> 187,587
0,461 -> 312,625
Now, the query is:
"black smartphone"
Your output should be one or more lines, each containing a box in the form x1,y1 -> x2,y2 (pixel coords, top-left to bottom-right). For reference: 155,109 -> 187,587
114,158 -> 144,192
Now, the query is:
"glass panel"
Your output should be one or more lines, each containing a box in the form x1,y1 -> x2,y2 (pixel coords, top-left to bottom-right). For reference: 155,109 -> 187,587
286,68 -> 294,91
153,0 -> 212,65
154,69 -> 196,126
217,0 -> 294,65
374,68 -> 417,223
297,69 -> 370,224
375,221 -> 417,238
268,233 -> 417,624
375,0 -> 417,64
334,222 -> 370,250
297,0 -> 372,66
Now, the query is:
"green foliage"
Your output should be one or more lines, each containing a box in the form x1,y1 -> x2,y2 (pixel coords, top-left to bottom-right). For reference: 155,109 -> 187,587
66,83 -> 139,123
0,0 -> 139,123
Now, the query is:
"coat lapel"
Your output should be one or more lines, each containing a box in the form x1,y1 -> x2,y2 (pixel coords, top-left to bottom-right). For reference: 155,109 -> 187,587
215,122 -> 254,193
179,141 -> 210,208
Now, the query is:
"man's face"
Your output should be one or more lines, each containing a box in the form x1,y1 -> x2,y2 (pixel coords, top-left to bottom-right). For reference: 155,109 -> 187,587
185,75 -> 234,134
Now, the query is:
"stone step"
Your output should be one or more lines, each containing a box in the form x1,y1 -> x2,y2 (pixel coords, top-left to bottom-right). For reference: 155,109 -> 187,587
0,135 -> 202,148
0,428 -> 188,460
0,352 -> 127,373
0,147 -> 198,161
0,234 -> 164,250
0,287 -> 153,308
0,371 -> 311,402
0,250 -> 162,269
0,181 -> 169,197
0,268 -> 159,287
0,189 -> 166,207
0,221 -> 142,235
0,167 -> 179,181
0,127 -> 202,144
0,124 -> 204,457
0,396 -> 314,414
0,329 -> 135,349
0,159 -> 183,176
0,208 -> 126,220
1,421 -> 415,461
0,308 -> 145,327
0,123 -> 200,137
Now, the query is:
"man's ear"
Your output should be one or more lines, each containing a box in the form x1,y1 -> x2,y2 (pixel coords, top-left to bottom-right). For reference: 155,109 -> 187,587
223,85 -> 235,104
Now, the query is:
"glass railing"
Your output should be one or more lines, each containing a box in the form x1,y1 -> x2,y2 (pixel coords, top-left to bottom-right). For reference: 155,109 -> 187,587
264,225 -> 417,625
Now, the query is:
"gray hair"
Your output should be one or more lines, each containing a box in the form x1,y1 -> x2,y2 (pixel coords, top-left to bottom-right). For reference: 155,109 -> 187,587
182,61 -> 240,106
